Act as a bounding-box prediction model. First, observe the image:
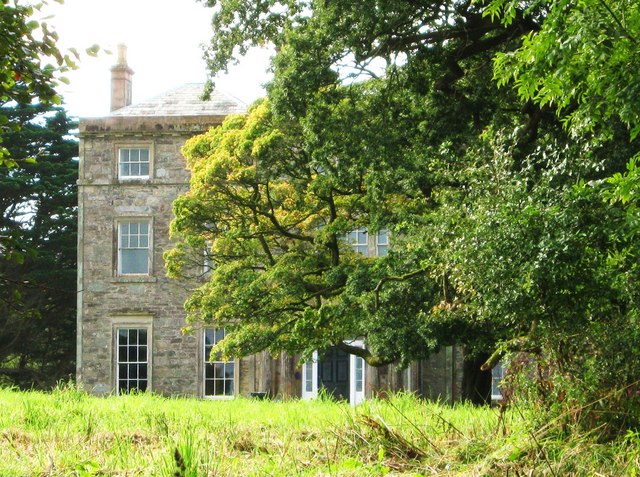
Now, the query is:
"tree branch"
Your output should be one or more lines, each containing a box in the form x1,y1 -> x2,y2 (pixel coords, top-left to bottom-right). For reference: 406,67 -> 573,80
374,267 -> 430,309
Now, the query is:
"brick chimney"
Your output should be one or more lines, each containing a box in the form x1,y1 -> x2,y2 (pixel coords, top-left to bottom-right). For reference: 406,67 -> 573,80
110,44 -> 134,111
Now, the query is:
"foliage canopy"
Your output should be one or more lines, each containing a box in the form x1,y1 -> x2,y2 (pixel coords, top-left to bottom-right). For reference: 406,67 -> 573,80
169,0 -> 640,414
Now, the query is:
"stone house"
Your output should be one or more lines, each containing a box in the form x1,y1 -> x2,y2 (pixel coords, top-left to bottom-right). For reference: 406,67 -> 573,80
76,47 -> 466,404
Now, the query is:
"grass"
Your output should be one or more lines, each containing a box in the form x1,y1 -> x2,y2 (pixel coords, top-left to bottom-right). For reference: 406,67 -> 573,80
0,385 -> 637,476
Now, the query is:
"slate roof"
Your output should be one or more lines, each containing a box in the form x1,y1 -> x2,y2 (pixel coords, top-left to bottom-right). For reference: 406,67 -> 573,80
110,83 -> 247,117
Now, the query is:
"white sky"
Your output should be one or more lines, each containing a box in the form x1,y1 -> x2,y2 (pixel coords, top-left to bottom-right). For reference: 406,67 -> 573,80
40,0 -> 272,118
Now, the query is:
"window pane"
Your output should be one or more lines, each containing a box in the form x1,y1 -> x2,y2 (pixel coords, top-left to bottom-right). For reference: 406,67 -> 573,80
205,363 -> 214,380
355,357 -> 363,392
205,379 -> 215,396
138,345 -> 147,362
225,363 -> 234,379
120,249 -> 148,274
214,363 -> 224,379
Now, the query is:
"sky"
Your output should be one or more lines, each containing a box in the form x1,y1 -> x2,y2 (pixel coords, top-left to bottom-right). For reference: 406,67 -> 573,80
40,0 -> 273,118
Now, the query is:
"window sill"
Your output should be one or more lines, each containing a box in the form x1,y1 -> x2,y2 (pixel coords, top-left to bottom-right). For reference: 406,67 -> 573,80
118,178 -> 152,184
109,276 -> 157,283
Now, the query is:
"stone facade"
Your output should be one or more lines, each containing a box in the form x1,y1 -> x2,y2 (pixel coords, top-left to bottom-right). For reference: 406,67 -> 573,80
77,54 -> 465,402
77,114 -> 225,395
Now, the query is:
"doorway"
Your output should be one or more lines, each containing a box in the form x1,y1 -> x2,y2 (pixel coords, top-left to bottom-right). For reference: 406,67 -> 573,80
301,340 -> 365,405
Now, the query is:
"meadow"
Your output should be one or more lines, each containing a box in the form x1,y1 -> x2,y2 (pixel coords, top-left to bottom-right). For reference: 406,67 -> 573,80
0,386 -> 637,476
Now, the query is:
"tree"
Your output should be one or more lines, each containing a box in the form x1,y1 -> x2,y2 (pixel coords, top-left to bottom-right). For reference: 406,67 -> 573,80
177,0 -> 640,413
0,103 -> 78,388
0,0 -> 81,165
167,97 -> 434,366
490,0 -> 640,140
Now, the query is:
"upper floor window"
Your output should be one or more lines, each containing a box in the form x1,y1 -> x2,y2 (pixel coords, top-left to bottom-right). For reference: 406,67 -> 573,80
118,220 -> 151,275
118,147 -> 150,179
204,328 -> 235,398
203,242 -> 214,276
346,228 -> 368,255
375,229 -> 389,256
345,228 -> 389,257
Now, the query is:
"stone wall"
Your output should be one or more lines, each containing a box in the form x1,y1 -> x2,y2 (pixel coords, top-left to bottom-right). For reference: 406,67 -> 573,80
78,116 -> 223,396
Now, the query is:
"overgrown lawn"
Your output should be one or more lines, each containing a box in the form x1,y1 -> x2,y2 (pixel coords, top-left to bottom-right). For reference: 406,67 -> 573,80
0,387 -> 636,476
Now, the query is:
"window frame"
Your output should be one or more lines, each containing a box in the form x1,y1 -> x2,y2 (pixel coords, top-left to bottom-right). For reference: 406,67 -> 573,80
375,229 -> 389,257
116,143 -> 153,181
203,242 -> 214,276
346,228 -> 369,256
491,361 -> 506,401
116,219 -> 152,276
112,316 -> 153,395
345,227 -> 390,257
202,328 -> 236,399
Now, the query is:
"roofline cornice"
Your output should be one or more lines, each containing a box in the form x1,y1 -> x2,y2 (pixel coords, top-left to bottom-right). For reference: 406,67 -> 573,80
79,115 -> 227,136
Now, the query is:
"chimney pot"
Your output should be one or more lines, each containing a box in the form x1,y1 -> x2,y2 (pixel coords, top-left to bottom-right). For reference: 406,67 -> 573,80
110,43 -> 134,112
117,44 -> 128,66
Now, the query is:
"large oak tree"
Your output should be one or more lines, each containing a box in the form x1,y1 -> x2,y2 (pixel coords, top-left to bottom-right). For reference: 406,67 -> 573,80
170,0 -> 640,414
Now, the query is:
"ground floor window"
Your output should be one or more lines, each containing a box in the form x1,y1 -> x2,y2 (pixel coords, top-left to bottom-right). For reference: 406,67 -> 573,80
491,361 -> 506,401
204,329 -> 234,397
116,328 -> 148,394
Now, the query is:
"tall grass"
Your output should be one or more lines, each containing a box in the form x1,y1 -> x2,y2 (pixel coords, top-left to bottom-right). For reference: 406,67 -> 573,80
0,386 -> 635,476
